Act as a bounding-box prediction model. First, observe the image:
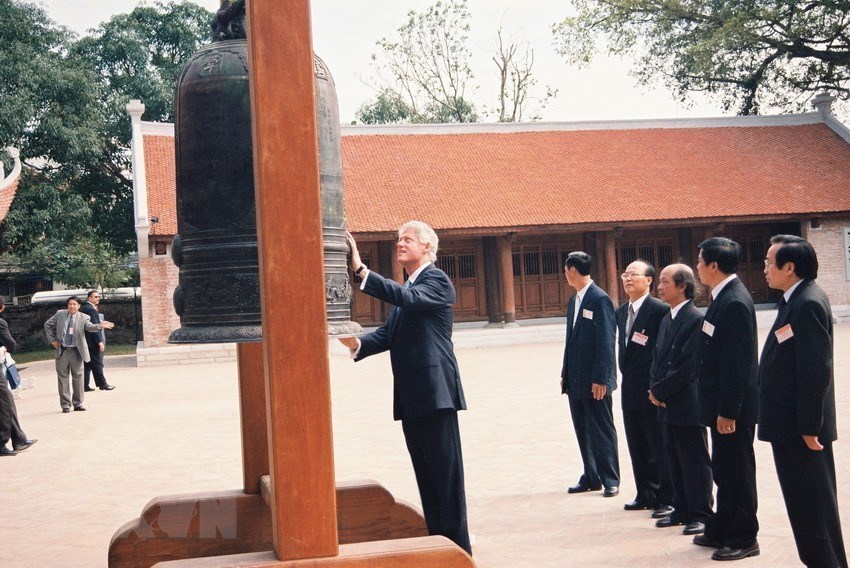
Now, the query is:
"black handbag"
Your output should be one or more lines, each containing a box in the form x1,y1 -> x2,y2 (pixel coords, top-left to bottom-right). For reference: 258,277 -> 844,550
5,363 -> 20,389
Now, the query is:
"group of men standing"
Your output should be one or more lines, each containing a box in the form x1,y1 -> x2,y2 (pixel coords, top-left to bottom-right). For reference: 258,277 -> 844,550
561,235 -> 846,566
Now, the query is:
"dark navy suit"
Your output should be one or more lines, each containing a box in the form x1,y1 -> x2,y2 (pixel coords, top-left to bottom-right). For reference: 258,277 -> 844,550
355,263 -> 470,554
650,301 -> 713,525
0,317 -> 27,450
695,276 -> 760,549
758,280 -> 846,568
80,300 -> 107,390
561,281 -> 619,489
616,295 -> 670,507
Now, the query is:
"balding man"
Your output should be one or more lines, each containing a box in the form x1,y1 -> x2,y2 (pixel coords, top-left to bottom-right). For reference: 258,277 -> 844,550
649,264 -> 713,537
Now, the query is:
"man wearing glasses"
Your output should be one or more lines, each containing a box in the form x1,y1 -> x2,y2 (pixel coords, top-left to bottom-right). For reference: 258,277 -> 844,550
616,261 -> 672,519
81,290 -> 115,392
561,251 -> 619,497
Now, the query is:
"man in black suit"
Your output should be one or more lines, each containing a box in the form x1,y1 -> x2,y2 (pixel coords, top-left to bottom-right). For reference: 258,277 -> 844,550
692,237 -> 760,560
561,251 -> 619,497
0,297 -> 37,456
339,221 -> 471,555
81,290 -> 115,392
616,260 -> 671,515
649,264 -> 713,536
759,235 -> 846,568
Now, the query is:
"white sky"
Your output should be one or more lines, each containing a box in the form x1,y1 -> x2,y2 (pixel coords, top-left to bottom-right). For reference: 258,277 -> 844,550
38,0 -> 730,123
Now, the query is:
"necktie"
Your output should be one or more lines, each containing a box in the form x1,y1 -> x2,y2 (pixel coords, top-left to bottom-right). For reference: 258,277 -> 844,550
64,314 -> 74,346
626,304 -> 635,337
404,280 -> 411,288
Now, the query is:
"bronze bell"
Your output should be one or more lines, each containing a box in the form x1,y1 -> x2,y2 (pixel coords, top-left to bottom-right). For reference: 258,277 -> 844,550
168,28 -> 361,343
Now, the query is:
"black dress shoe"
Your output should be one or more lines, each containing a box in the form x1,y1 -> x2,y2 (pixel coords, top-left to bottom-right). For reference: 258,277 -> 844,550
100,384 -> 115,391
0,446 -> 17,456
683,521 -> 705,535
567,482 -> 602,494
62,408 -> 71,413
652,505 -> 674,518
74,405 -> 86,411
13,439 -> 37,452
84,387 -> 96,392
693,534 -> 722,548
656,515 -> 686,528
603,486 -> 619,497
711,541 -> 759,561
623,499 -> 652,511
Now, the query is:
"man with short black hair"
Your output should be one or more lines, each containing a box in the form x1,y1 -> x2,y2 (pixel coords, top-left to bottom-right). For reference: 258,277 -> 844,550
759,235 -> 846,568
561,251 -> 619,497
81,290 -> 115,392
692,237 -> 760,560
44,297 -> 114,413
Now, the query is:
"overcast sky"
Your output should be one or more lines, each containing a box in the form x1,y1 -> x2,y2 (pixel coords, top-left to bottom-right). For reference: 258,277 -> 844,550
38,0 -> 729,123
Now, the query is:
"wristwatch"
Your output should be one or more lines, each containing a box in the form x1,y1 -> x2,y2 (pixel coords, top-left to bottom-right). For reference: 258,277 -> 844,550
355,265 -> 367,275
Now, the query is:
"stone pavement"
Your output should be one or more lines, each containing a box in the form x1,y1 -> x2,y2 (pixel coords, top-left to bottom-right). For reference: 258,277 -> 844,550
1,323 -> 849,567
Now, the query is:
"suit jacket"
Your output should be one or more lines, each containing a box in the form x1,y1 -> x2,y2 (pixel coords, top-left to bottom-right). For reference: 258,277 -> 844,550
0,317 -> 17,353
44,309 -> 101,363
355,264 -> 467,421
561,281 -> 617,399
616,295 -> 669,412
80,301 -> 106,350
650,301 -> 703,426
758,280 -> 836,444
695,277 -> 759,427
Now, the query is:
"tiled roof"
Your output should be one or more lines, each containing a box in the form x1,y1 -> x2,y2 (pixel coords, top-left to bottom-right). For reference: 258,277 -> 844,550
144,134 -> 178,236
0,149 -> 21,223
142,119 -> 850,236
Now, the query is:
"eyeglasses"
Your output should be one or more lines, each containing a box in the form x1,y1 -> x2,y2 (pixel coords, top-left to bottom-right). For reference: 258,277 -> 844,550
620,272 -> 645,280
763,259 -> 774,268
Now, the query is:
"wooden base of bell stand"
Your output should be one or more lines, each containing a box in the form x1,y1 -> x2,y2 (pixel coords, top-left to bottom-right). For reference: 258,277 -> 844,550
151,537 -> 473,567
107,480 -> 469,568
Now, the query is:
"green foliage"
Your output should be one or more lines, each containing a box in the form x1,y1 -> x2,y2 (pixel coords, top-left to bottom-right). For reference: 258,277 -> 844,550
552,0 -> 850,115
0,0 -> 212,284
364,0 -> 479,123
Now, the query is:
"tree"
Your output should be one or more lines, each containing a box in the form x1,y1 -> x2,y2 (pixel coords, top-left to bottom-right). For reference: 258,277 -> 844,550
552,0 -> 850,115
493,28 -> 558,122
0,0 -> 212,286
358,0 -> 479,123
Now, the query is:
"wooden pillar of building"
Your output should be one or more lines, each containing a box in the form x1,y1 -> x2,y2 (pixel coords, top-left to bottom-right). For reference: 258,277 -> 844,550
238,342 -> 269,494
602,232 -> 620,304
497,235 -> 517,324
482,237 -> 503,324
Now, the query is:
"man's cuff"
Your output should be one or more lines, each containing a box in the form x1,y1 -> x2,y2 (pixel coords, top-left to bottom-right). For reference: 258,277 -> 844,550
349,338 -> 362,359
359,269 -> 370,290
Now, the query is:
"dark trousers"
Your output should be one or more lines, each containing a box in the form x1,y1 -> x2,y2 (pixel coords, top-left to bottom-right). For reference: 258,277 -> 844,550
623,408 -> 672,506
0,381 -> 27,448
401,409 -> 471,555
662,423 -> 713,523
704,424 -> 759,549
83,345 -> 107,389
772,441 -> 847,568
568,395 -> 620,489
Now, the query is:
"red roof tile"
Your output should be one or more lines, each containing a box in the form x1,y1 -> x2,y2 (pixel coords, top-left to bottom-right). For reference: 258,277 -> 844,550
143,121 -> 850,237
0,176 -> 19,222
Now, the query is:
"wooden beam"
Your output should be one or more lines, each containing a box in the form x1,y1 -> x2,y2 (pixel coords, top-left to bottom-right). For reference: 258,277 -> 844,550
238,343 -> 268,495
245,1 -> 338,561
497,235 -> 517,324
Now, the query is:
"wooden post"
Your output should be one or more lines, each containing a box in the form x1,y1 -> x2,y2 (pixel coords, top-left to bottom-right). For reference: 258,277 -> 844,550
245,2 -> 338,561
604,232 -> 619,304
238,343 -> 268,495
498,235 -> 517,324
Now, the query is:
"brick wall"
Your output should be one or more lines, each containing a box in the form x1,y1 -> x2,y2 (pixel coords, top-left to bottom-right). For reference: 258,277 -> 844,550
139,247 -> 180,347
803,217 -> 850,307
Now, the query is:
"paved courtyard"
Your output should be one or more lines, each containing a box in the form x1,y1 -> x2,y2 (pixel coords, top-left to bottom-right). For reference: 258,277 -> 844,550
1,322 -> 848,567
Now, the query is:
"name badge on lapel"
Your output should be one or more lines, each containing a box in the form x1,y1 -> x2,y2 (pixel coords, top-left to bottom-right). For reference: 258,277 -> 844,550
775,324 -> 794,343
582,309 -> 593,320
702,320 -> 715,337
631,331 -> 649,346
